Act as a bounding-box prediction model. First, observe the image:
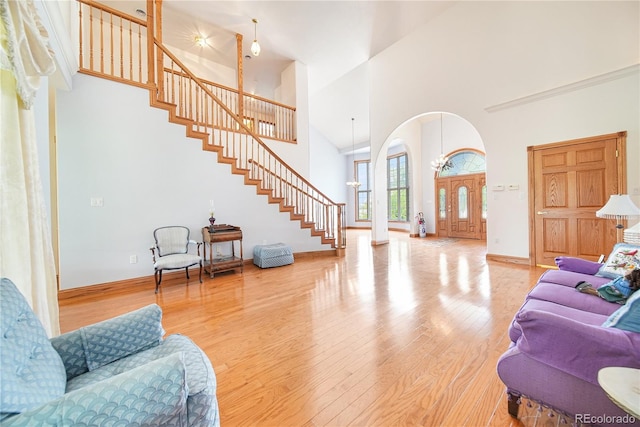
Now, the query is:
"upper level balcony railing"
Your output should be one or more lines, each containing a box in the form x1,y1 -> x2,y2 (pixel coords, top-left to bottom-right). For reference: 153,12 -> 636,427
77,0 -> 296,144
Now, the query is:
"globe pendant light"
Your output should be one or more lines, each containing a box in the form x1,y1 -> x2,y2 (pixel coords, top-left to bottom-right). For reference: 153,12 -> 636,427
251,19 -> 261,56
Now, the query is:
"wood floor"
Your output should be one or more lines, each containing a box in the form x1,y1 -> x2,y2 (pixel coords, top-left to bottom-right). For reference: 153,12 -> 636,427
59,230 -> 568,427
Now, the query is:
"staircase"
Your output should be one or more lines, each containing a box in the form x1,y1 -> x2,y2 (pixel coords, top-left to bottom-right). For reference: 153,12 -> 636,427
77,0 -> 345,251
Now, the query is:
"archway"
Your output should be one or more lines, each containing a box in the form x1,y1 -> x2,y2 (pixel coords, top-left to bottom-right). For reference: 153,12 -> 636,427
370,112 -> 486,243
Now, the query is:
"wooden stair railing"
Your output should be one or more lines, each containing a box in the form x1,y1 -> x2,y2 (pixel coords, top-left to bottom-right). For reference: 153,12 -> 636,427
76,0 -> 346,250
77,0 -> 296,144
151,41 -> 345,248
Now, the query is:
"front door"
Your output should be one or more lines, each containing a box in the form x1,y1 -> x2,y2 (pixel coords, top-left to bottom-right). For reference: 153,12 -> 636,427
529,132 -> 626,267
436,173 -> 486,240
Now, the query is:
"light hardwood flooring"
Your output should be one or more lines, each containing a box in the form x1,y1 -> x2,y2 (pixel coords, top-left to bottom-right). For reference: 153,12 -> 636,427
59,230 -> 571,427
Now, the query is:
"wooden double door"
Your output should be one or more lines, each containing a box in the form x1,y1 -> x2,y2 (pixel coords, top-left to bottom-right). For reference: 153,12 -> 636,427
435,173 -> 486,240
529,132 -> 626,267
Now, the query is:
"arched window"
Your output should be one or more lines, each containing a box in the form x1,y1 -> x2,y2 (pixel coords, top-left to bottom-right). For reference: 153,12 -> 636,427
439,151 -> 485,177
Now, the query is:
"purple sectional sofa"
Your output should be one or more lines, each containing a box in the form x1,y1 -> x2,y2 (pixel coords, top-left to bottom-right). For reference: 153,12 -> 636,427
497,256 -> 640,426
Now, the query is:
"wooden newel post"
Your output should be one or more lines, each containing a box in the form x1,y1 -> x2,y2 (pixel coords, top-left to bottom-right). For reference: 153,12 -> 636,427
145,0 -> 154,87
236,33 -> 244,127
154,0 -> 164,99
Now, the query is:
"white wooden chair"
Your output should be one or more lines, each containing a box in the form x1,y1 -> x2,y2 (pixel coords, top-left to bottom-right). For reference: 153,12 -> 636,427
151,226 -> 202,293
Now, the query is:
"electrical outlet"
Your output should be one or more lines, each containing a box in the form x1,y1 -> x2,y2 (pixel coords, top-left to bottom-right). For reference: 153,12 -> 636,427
129,255 -> 138,264
90,197 -> 104,207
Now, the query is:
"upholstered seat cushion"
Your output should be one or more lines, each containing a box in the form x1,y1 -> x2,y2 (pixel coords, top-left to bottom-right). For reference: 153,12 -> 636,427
154,253 -> 202,270
526,282 -> 620,316
508,298 -> 609,343
0,278 -> 67,418
535,269 -> 610,289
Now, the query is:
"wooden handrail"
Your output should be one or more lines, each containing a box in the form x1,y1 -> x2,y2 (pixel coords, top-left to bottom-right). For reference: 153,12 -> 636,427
162,68 -> 296,112
76,0 -> 344,249
157,41 -> 336,206
78,0 -> 146,26
77,0 -> 296,143
153,42 -> 341,244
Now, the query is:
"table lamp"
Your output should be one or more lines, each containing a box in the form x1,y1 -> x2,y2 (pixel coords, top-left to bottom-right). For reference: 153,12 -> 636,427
596,194 -> 640,242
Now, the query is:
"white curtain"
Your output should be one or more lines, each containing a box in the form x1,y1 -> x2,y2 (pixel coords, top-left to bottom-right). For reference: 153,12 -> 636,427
0,0 -> 59,336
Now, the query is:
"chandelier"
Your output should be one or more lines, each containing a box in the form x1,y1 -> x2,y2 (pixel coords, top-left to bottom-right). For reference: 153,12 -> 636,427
346,117 -> 361,188
431,113 -> 451,172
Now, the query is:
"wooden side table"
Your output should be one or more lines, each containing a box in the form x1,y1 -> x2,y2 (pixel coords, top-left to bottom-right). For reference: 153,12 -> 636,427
201,225 -> 243,278
598,366 -> 640,419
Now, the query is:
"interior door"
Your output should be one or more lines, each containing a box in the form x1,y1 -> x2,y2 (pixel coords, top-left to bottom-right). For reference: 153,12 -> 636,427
529,132 -> 626,267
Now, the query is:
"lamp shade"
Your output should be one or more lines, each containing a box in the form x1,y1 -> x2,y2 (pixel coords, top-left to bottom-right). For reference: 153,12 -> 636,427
596,194 -> 640,219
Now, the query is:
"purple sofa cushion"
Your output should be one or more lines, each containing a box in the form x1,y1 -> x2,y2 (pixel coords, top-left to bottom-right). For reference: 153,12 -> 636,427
536,269 -> 610,289
527,282 -> 620,316
555,256 -> 602,275
509,298 -> 608,342
515,309 -> 640,386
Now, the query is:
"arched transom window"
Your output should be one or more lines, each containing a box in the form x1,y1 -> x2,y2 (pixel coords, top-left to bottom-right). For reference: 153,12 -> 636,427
438,151 -> 485,177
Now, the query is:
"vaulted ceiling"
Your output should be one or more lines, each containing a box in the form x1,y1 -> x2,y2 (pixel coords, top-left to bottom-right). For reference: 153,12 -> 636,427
103,1 -> 456,150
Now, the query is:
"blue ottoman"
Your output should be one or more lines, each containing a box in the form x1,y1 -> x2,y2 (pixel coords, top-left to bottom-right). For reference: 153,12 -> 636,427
253,243 -> 294,268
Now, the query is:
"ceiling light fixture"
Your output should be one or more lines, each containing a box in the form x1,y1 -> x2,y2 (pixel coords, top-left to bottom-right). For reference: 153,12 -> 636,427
346,117 -> 361,189
251,18 -> 261,56
431,113 -> 451,173
194,36 -> 207,47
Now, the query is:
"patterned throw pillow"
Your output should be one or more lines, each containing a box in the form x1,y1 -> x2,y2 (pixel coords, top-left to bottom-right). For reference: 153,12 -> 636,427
596,243 -> 640,279
602,288 -> 640,332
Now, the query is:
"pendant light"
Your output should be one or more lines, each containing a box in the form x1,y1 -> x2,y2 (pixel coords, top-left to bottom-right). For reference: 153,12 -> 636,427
431,113 -> 450,172
250,18 -> 261,56
346,118 -> 361,188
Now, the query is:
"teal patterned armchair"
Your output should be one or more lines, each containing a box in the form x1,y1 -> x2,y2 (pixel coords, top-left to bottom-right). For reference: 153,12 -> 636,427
0,278 -> 219,426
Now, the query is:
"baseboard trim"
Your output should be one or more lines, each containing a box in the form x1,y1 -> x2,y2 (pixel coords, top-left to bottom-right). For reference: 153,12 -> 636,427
58,274 -> 158,301
59,250 -> 337,301
294,250 -> 340,259
486,253 -> 530,265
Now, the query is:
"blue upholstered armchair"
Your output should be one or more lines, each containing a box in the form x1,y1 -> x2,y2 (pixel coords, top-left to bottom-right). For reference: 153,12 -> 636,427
0,278 -> 219,426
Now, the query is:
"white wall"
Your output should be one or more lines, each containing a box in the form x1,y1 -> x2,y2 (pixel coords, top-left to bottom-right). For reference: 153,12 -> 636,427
175,49 -> 237,89
369,1 -> 640,258
56,75 -> 329,289
309,126 -> 345,203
